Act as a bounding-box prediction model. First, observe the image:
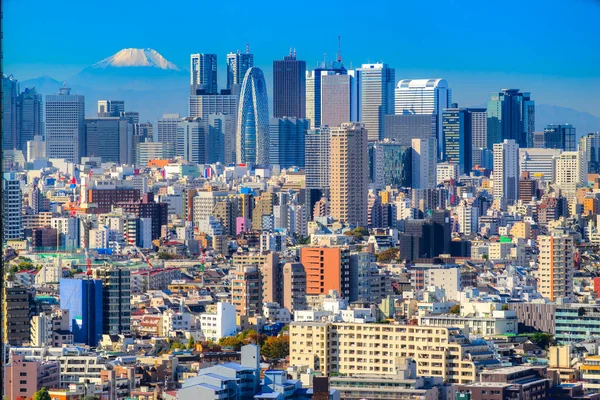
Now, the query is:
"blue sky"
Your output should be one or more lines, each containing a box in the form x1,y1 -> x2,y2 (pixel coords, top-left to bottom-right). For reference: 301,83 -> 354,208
3,0 -> 600,115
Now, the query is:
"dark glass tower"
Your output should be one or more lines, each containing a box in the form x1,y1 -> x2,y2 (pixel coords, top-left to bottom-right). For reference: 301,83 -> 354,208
273,53 -> 306,119
487,89 -> 535,149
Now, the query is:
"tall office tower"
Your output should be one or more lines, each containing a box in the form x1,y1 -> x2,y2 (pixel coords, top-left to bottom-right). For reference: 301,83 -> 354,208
468,108 -> 487,167
273,52 -> 307,119
369,140 -> 412,190
85,117 -> 134,164
2,74 -> 19,150
442,107 -> 472,174
356,63 -> 395,141
541,124 -> 577,151
157,113 -> 181,158
190,53 -> 218,95
236,67 -> 270,165
330,122 -> 368,227
3,282 -> 30,345
45,85 -> 85,163
538,233 -> 575,302
188,92 -> 238,121
208,114 -> 236,164
94,265 -> 131,335
321,73 -> 355,128
493,139 -> 520,205
269,117 -> 308,168
554,151 -> 587,193
487,89 -> 535,148
227,50 -> 254,92
395,78 -> 451,157
306,61 -> 347,127
176,117 -> 208,164
384,114 -> 436,146
411,138 -> 437,189
580,132 -> 600,174
18,87 -> 43,152
97,100 -> 125,117
60,278 -> 103,346
300,247 -> 351,298
305,127 -> 331,189
3,173 -> 23,244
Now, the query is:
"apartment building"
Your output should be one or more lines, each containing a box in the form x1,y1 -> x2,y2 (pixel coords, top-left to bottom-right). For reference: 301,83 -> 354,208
289,322 -> 486,384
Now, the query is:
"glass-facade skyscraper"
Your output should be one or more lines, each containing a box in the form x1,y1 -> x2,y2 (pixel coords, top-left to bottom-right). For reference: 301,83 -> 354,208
237,67 -> 270,166
395,78 -> 451,158
18,86 -> 43,152
540,124 -> 576,151
442,107 -> 478,175
227,51 -> 254,93
306,61 -> 347,128
190,53 -> 218,95
273,53 -> 306,119
487,89 -> 535,149
269,117 -> 309,169
45,85 -> 85,163
368,140 -> 412,190
356,63 -> 395,141
2,74 -> 19,151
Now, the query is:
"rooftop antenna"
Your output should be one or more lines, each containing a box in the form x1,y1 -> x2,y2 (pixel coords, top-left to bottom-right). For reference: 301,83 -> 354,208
337,35 -> 342,62
246,43 -> 250,54
294,48 -> 297,57
324,52 -> 327,64
289,48 -> 293,57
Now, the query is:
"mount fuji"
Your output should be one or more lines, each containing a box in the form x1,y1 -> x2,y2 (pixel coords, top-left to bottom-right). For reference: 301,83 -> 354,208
23,48 -> 188,122
91,48 -> 180,70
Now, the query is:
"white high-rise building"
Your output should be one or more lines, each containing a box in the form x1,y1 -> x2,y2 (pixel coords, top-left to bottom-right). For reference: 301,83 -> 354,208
27,135 -> 46,162
455,201 -> 479,235
190,53 -> 218,95
305,127 -> 330,189
493,139 -> 520,204
554,151 -> 587,194
519,148 -> 562,182
395,79 -> 451,158
411,138 -> 437,189
355,64 -> 395,141
188,94 -> 238,120
45,86 -> 85,163
2,172 -> 22,244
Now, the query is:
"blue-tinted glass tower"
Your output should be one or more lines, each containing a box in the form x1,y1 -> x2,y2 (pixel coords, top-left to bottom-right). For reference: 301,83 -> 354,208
59,278 -> 103,346
236,67 -> 270,166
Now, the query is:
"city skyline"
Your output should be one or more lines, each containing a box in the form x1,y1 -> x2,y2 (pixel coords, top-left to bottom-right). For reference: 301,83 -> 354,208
3,0 -> 600,117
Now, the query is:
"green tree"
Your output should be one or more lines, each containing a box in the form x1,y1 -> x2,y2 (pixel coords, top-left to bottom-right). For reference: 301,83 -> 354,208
187,337 -> 195,349
157,252 -> 174,260
501,304 -> 509,311
17,261 -> 34,271
449,304 -> 461,314
261,336 -> 290,359
377,248 -> 400,263
530,332 -> 554,349
33,388 -> 51,400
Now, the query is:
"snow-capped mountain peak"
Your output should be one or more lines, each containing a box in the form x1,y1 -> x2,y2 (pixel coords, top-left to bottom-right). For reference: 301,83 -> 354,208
92,48 -> 179,70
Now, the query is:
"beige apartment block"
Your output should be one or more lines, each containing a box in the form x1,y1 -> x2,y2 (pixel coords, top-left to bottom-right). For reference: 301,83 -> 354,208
290,322 -> 481,384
